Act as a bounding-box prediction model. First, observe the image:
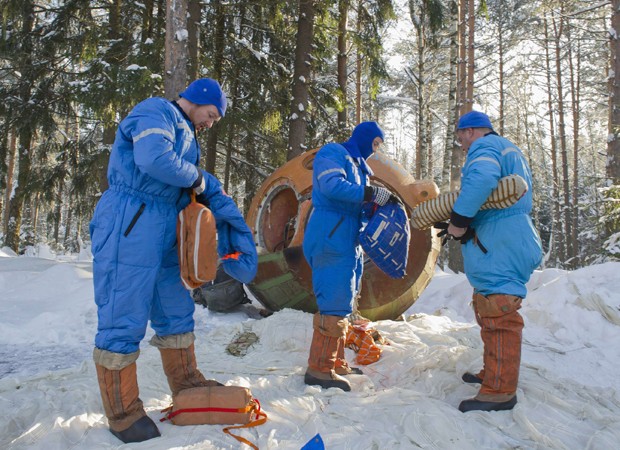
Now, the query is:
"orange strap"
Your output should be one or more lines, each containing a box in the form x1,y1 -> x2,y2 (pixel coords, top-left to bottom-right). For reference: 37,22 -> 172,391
223,400 -> 268,450
221,251 -> 242,261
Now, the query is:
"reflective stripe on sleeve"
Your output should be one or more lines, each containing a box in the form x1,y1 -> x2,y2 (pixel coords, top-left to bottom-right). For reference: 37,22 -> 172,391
466,156 -> 501,170
317,167 -> 347,180
501,147 -> 520,156
133,127 -> 174,144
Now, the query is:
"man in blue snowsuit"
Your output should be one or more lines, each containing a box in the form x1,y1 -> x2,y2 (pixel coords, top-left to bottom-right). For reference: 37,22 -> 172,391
302,122 -> 393,391
90,78 -> 256,442
442,111 -> 542,412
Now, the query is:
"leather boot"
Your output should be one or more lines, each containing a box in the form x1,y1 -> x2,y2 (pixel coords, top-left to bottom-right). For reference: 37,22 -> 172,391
334,336 -> 363,375
159,343 -> 222,396
95,362 -> 160,443
305,314 -> 351,391
460,294 -> 523,413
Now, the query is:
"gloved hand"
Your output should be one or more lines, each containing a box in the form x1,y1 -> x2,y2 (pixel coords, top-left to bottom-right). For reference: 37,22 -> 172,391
458,227 -> 476,244
191,172 -> 206,195
433,222 -> 476,246
433,222 -> 451,246
364,186 -> 396,206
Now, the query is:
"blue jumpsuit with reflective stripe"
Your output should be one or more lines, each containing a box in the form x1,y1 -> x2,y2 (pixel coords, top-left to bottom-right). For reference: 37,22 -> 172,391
453,134 -> 543,298
302,144 -> 369,317
90,98 -> 254,354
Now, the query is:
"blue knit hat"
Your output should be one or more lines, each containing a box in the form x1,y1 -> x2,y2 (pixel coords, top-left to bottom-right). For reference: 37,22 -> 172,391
179,78 -> 227,117
348,121 -> 385,160
457,111 -> 493,130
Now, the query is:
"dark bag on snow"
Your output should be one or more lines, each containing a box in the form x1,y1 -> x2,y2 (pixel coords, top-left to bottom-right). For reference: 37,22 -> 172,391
360,201 -> 410,278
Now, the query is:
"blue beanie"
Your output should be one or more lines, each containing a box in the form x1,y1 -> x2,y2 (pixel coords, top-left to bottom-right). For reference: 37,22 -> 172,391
457,111 -> 493,130
347,121 -> 385,160
179,78 -> 227,117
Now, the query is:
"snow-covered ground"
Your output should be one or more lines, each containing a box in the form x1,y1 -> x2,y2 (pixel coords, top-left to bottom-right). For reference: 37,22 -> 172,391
1,246 -> 619,449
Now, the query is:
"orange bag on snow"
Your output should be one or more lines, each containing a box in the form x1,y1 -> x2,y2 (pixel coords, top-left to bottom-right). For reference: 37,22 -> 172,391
177,193 -> 217,289
160,385 -> 267,450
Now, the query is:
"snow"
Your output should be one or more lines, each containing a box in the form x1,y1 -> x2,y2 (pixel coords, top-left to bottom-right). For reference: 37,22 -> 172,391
1,253 -> 620,449
126,64 -> 147,71
175,29 -> 188,42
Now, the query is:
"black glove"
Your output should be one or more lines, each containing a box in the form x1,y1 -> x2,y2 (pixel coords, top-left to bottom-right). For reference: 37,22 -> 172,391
433,222 -> 477,247
457,226 -> 476,244
364,186 -> 392,206
433,222 -> 450,246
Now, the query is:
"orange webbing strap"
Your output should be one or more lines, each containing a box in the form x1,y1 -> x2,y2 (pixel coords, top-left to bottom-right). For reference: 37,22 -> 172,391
160,405 -> 172,419
221,251 -> 242,261
222,399 -> 267,450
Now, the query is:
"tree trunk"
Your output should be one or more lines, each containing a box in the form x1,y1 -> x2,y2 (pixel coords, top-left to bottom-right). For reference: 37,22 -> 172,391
442,0 -> 458,192
415,20 -> 427,179
355,0 -> 363,124
337,0 -> 349,135
457,0 -> 467,115
187,0 -> 201,81
224,4 -> 246,192
497,0 -> 505,135
3,131 -> 16,236
287,0 -> 316,160
425,109 -> 432,180
53,119 -> 72,245
451,0 -> 466,190
164,0 -> 189,99
465,0 -> 475,111
567,20 -> 580,267
141,0 -> 154,42
5,0 -> 35,252
552,12 -> 573,265
205,0 -> 226,174
608,0 -> 620,185
543,17 -> 563,266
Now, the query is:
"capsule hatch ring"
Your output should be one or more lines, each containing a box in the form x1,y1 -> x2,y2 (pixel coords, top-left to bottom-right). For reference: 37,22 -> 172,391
255,183 -> 301,252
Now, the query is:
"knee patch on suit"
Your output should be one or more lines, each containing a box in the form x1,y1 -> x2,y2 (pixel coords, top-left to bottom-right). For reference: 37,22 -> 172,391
313,313 -> 348,338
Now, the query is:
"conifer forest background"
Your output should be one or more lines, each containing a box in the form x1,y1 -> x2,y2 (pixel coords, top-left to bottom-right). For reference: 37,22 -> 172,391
0,0 -> 618,272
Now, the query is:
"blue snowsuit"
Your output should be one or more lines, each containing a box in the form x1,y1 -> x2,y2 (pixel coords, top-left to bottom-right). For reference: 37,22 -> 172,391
303,144 -> 372,317
453,133 -> 542,298
90,98 -> 255,355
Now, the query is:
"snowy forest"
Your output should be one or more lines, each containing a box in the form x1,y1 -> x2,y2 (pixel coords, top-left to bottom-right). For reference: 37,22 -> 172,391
0,0 -> 618,270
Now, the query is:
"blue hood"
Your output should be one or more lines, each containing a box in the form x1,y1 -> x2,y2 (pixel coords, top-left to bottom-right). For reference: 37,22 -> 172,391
342,121 -> 385,160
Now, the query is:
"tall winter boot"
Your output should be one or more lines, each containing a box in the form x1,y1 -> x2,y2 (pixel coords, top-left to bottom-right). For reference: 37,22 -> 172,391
304,313 -> 351,391
459,294 -> 523,413
335,335 -> 363,375
152,332 -> 222,396
93,348 -> 160,443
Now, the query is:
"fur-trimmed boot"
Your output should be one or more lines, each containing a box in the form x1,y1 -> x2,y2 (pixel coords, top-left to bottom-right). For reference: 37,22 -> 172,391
152,333 -> 222,396
94,349 -> 160,443
304,314 -> 351,391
